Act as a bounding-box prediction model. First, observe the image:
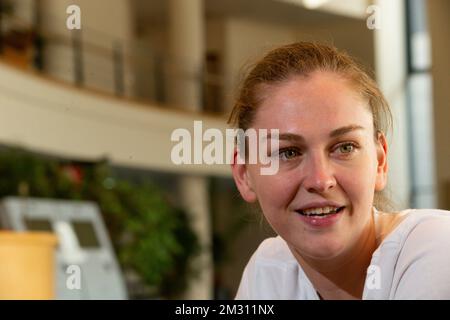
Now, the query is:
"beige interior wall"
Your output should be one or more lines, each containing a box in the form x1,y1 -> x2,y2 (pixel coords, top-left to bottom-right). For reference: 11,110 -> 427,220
294,19 -> 375,71
206,17 -> 226,54
11,0 -> 35,25
428,0 -> 450,209
222,16 -> 298,113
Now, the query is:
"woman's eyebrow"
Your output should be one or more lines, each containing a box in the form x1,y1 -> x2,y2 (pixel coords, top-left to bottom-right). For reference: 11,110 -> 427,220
329,125 -> 365,138
270,125 -> 365,142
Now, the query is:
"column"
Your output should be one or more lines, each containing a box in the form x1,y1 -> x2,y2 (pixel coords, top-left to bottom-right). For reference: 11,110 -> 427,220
167,0 -> 205,111
167,0 -> 213,299
373,0 -> 411,209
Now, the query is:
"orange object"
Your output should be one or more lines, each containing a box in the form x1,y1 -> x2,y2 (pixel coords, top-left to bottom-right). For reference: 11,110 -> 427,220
0,231 -> 58,299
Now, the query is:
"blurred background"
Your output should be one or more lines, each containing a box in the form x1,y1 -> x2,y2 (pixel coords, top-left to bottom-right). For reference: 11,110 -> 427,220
0,0 -> 448,299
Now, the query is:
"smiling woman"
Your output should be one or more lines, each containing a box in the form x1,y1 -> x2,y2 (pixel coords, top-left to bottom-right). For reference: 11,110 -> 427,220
229,42 -> 450,300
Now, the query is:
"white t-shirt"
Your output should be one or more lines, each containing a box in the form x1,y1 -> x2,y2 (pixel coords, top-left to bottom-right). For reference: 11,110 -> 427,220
235,208 -> 450,299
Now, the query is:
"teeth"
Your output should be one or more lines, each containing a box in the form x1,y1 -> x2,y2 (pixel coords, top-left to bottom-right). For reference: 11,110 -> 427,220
301,206 -> 340,216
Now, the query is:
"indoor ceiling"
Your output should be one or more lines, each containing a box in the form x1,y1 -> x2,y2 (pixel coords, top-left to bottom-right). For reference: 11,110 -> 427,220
132,0 -> 360,27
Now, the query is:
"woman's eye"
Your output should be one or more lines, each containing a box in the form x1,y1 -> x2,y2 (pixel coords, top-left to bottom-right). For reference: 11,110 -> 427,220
278,148 -> 300,160
336,142 -> 357,154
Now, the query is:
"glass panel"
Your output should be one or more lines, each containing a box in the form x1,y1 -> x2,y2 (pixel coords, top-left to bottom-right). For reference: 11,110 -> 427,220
24,218 -> 53,232
72,221 -> 100,248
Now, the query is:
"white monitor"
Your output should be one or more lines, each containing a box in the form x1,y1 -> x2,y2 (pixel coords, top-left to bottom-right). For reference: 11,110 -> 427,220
0,197 -> 128,300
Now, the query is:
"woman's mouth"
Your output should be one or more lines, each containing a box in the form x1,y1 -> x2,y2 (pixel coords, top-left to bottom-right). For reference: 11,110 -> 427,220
296,206 -> 345,227
297,206 -> 345,217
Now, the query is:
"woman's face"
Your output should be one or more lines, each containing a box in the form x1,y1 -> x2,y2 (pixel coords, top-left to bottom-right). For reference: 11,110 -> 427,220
232,71 -> 388,261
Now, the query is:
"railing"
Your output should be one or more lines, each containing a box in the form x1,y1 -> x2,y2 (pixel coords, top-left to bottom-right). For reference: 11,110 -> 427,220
0,12 -> 227,114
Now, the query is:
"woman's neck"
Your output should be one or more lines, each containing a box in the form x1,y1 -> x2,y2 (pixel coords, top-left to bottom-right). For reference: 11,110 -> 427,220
290,211 -> 379,300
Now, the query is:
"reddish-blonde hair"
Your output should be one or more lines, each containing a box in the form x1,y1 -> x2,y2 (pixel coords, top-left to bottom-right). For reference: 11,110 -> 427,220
228,42 -> 392,138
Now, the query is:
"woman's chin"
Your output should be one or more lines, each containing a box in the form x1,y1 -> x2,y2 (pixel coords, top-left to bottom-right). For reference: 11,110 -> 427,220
288,237 -> 346,262
302,241 -> 346,261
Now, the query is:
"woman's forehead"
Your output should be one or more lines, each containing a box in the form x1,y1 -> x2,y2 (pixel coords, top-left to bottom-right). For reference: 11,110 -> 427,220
252,72 -> 373,133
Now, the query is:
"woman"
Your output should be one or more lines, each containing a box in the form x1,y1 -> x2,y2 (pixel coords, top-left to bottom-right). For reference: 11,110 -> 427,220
229,42 -> 450,300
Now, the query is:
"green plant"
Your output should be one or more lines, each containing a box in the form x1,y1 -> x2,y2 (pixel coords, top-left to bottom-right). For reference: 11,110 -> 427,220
0,146 -> 200,298
106,180 -> 200,298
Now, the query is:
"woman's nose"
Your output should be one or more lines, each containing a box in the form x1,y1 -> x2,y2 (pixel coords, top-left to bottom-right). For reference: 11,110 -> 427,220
302,154 -> 336,194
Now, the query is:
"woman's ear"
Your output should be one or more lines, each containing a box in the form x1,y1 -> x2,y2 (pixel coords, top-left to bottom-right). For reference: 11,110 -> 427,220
375,132 -> 388,192
231,150 -> 257,203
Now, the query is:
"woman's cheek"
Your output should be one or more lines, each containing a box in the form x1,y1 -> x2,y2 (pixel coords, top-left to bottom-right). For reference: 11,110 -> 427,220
338,164 -> 376,201
256,173 -> 298,211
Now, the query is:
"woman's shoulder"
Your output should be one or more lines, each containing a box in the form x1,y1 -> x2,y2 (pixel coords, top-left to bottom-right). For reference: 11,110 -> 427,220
368,209 -> 450,299
373,209 -> 450,275
398,208 -> 450,244
376,208 -> 450,245
373,208 -> 450,271
381,209 -> 450,298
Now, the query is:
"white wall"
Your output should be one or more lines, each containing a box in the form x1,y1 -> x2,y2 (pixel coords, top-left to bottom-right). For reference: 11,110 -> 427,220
0,62 -> 230,177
